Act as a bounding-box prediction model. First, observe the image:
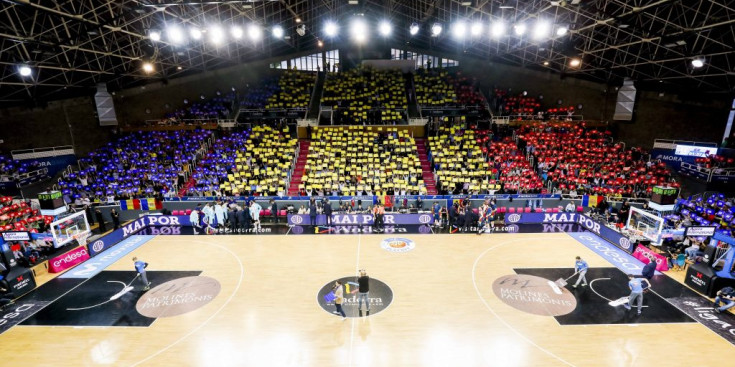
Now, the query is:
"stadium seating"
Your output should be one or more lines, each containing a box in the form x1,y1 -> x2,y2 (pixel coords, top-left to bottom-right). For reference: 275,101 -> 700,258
414,69 -> 486,108
322,66 -> 407,125
0,196 -> 51,233
301,126 -> 425,196
239,77 -> 279,109
58,130 -> 212,200
517,122 -> 676,197
189,126 -> 297,196
265,70 -> 315,109
676,193 -> 735,236
414,69 -> 456,107
165,91 -> 237,121
427,126 -> 493,194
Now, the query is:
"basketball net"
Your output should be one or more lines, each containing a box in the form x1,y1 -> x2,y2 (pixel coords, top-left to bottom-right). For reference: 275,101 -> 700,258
73,232 -> 91,245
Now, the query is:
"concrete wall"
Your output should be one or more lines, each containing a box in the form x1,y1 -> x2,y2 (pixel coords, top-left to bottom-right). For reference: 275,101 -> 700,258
0,96 -> 114,156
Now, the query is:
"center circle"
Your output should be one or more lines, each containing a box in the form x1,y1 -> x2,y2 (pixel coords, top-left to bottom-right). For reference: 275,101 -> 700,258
492,274 -> 577,316
317,276 -> 393,318
136,276 -> 221,318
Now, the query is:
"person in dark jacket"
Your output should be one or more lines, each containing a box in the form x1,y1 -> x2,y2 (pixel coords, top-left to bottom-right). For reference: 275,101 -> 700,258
270,199 -> 278,224
242,204 -> 252,231
227,207 -> 238,232
309,201 -> 318,226
323,199 -> 333,227
110,208 -> 120,230
236,206 -> 248,232
641,257 -> 657,280
95,208 -> 106,233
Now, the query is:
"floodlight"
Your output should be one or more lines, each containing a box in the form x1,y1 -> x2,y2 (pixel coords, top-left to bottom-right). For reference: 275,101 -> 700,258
324,21 -> 338,37
452,21 -> 467,39
209,26 -> 225,44
556,26 -> 568,36
142,62 -> 154,73
272,25 -> 284,39
248,24 -> 262,40
190,27 -> 203,40
490,21 -> 506,38
532,20 -> 551,40
569,58 -> 581,67
149,30 -> 161,42
379,20 -> 392,37
18,65 -> 32,77
470,21 -> 483,36
231,26 -> 244,39
409,23 -> 420,35
691,58 -> 704,68
167,26 -> 185,44
431,23 -> 442,36
351,18 -> 368,43
514,23 -> 526,36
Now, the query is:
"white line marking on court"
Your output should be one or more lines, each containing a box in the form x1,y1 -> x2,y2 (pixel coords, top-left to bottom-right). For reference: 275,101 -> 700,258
131,239 -> 245,367
472,237 -> 578,367
589,278 -> 614,302
348,234 -> 362,367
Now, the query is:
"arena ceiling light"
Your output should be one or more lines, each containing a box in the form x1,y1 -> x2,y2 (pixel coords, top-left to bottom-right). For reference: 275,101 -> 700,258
149,30 -> 161,42
409,22 -> 420,36
513,23 -> 526,36
324,21 -> 338,38
189,27 -> 203,40
532,20 -> 551,40
231,26 -> 244,39
350,18 -> 368,43
18,65 -> 32,77
470,21 -> 483,37
142,62 -> 154,73
431,23 -> 443,37
691,58 -> 705,68
209,26 -> 225,44
272,25 -> 284,39
556,25 -> 568,36
452,21 -> 467,39
167,26 -> 185,44
490,21 -> 506,38
569,58 -> 581,67
248,24 -> 262,41
378,20 -> 392,37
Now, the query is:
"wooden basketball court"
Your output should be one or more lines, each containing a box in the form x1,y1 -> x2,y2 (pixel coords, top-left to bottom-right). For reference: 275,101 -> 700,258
2,232 -> 734,366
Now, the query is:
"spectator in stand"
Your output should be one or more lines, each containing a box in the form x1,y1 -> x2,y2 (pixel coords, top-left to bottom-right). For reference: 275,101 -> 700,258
110,208 -> 120,230
565,202 -> 576,213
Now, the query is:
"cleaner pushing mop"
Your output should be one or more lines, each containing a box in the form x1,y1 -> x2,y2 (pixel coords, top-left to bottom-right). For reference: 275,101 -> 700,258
572,256 -> 588,288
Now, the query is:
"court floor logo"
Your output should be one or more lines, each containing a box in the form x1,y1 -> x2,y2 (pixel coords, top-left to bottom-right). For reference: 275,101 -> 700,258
136,276 -> 221,318
317,276 -> 393,318
492,274 -> 577,316
381,237 -> 415,253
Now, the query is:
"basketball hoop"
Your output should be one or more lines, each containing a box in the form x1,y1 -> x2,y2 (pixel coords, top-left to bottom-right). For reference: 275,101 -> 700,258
73,232 -> 91,245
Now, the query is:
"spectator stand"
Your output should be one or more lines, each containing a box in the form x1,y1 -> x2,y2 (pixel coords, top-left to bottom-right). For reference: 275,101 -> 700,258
321,65 -> 408,125
300,126 -> 425,197
186,125 -> 297,197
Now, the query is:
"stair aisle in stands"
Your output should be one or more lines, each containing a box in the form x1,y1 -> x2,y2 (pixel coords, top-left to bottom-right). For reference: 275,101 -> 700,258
287,140 -> 311,196
415,138 -> 438,195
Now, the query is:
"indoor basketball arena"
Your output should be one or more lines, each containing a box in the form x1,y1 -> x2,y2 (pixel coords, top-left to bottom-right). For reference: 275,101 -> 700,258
1,0 -> 735,366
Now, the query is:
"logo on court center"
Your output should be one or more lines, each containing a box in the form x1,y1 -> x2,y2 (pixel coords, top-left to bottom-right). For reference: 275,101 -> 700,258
492,274 -> 577,316
507,214 -> 521,223
136,276 -> 221,318
619,237 -> 631,250
317,276 -> 393,318
290,215 -> 303,225
380,237 -> 415,253
92,240 -> 105,253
